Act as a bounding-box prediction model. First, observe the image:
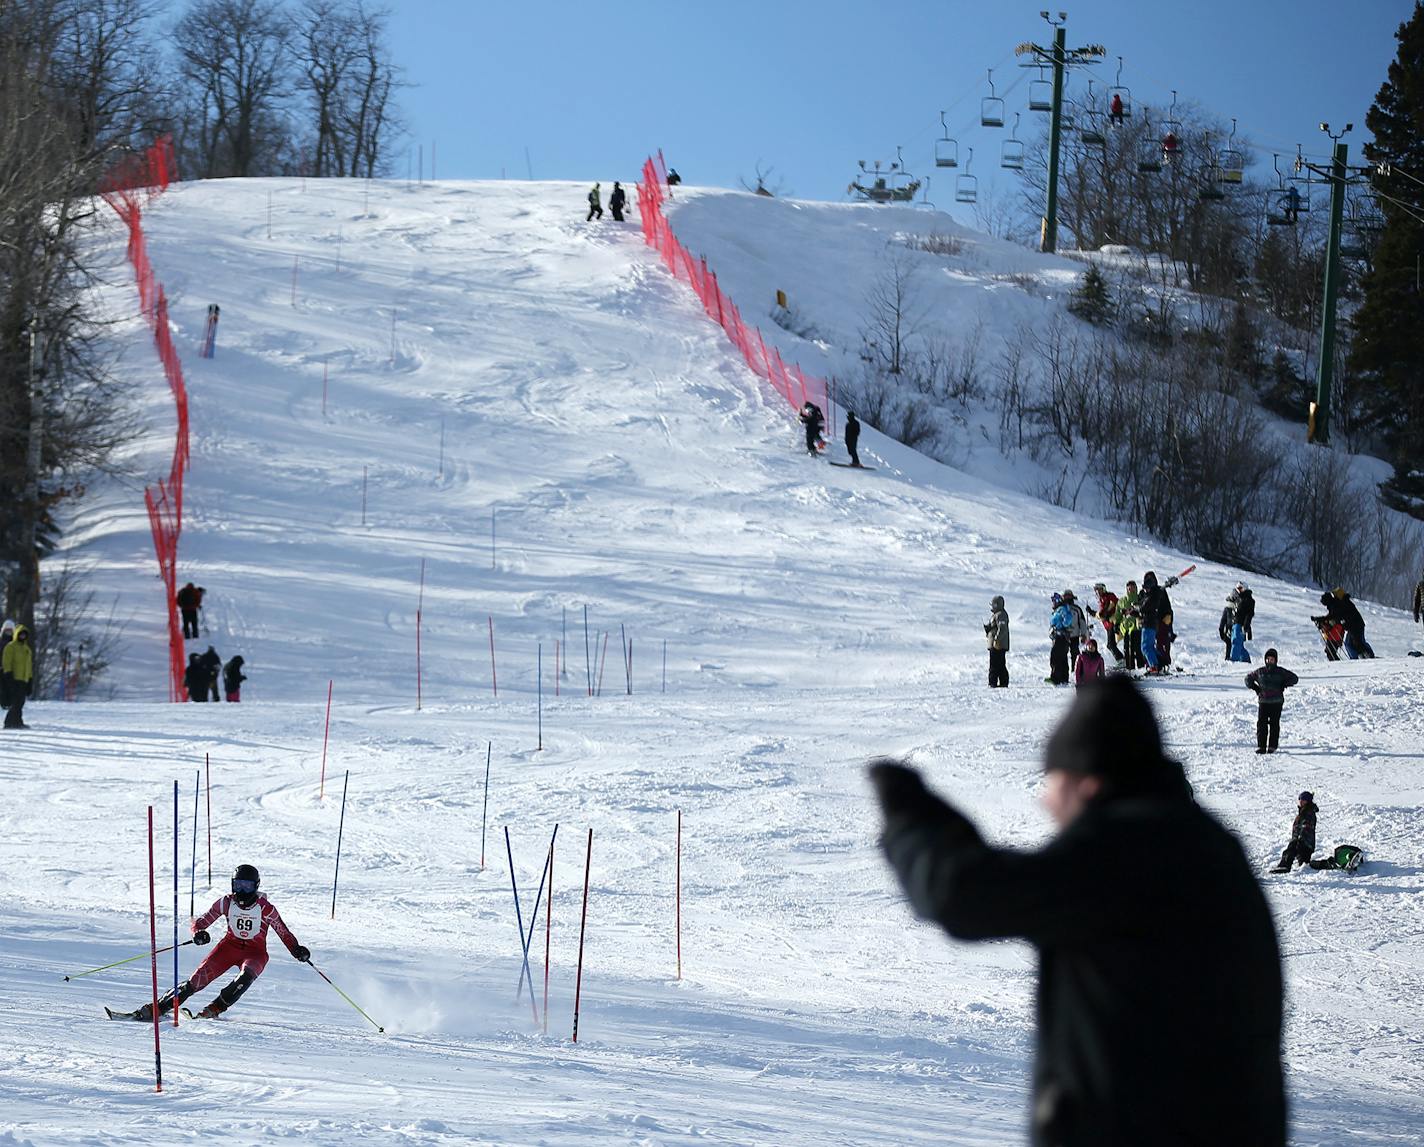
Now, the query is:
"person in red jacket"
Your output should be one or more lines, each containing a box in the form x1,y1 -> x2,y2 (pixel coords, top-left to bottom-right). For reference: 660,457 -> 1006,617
116,864 -> 310,1021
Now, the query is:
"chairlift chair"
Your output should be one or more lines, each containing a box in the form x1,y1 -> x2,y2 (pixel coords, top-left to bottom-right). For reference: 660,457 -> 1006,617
981,70 -> 1005,129
915,177 -> 937,212
936,112 -> 959,168
1001,113 -> 1025,171
1137,118 -> 1162,173
1029,68 -> 1053,113
1216,118 -> 1245,185
1265,155 -> 1299,226
889,147 -> 912,199
1079,81 -> 1106,146
1107,57 -> 1132,124
1162,90 -> 1183,163
955,148 -> 978,204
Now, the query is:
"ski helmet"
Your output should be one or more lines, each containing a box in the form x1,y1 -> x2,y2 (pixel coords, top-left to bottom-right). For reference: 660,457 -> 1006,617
231,864 -> 261,907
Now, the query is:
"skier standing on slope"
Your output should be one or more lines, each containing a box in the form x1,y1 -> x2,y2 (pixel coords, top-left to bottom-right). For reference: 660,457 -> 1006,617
608,181 -> 627,222
1048,593 -> 1073,685
114,864 -> 310,1021
1245,648 -> 1298,754
1413,572 -> 1424,630
870,677 -> 1285,1146
799,401 -> 825,455
985,595 -> 1010,688
176,582 -> 205,639
844,410 -> 862,467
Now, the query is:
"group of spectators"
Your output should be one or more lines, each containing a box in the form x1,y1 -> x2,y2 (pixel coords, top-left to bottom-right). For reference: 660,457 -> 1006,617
176,581 -> 247,702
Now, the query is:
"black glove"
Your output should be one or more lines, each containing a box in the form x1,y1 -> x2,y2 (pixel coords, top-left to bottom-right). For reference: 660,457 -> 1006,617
867,759 -> 932,818
192,929 -> 210,945
292,944 -> 311,963
1165,576 -> 1179,588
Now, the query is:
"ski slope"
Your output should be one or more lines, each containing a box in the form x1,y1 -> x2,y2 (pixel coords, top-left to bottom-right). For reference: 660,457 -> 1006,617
2,177 -> 1423,1146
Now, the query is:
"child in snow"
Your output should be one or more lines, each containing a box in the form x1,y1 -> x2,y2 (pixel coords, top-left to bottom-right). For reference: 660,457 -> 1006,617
1270,792 -> 1317,873
1074,637 -> 1106,686
223,655 -> 246,702
1246,648 -> 1299,753
118,864 -> 310,1021
984,595 -> 1010,688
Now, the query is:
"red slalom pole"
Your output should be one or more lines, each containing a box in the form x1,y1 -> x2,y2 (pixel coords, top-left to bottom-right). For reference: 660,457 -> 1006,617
488,615 -> 498,697
543,833 -> 553,1034
319,680 -> 333,799
147,806 -> 163,1091
676,809 -> 682,981
572,828 -> 593,1043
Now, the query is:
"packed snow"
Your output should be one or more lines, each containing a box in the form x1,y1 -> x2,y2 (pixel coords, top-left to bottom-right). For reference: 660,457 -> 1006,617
1,177 -> 1422,1146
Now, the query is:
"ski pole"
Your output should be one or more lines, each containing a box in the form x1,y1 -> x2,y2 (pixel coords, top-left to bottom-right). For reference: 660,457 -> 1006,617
307,961 -> 384,1033
63,940 -> 195,981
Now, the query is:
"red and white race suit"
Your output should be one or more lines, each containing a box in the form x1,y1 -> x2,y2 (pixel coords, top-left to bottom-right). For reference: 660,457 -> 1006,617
187,894 -> 302,989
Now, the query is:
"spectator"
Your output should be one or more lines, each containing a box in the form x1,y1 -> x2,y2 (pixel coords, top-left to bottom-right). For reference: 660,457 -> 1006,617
176,582 -> 205,640
1075,636 -> 1106,686
985,596 -> 1010,688
1115,580 -> 1142,670
2,624 -> 34,729
184,653 -> 208,702
0,619 -> 13,711
609,181 -> 627,222
870,677 -> 1285,1147
1323,588 -> 1374,659
200,645 -> 222,702
1062,589 -> 1089,670
586,182 -> 602,222
1246,648 -> 1299,754
1088,582 -> 1121,663
1048,593 -> 1074,685
844,411 -> 862,468
223,656 -> 247,702
1270,792 -> 1317,873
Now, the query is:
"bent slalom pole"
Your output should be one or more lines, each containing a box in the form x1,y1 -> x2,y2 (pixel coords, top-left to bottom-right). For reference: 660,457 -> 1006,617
307,961 -> 384,1033
63,940 -> 195,981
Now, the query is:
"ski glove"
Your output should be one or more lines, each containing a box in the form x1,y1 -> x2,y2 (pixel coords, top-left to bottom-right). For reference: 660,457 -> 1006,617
292,944 -> 311,963
192,929 -> 211,945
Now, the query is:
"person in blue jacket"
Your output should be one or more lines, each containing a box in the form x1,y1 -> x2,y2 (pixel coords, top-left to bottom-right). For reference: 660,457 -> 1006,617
1048,593 -> 1074,685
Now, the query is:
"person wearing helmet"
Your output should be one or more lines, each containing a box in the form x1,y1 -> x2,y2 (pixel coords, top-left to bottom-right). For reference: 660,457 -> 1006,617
984,595 -> 1010,688
114,864 -> 310,1022
1048,593 -> 1074,685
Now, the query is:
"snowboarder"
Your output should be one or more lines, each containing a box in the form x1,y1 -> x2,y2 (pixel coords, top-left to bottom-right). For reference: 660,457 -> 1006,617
183,652 -> 208,702
112,864 -> 310,1022
1115,580 -> 1142,670
799,401 -> 825,455
224,655 -> 247,702
1074,636 -> 1106,686
608,181 -> 626,222
1269,792 -> 1317,873
1322,588 -> 1374,659
1307,843 -> 1364,872
985,595 -> 1010,688
1246,648 -> 1298,754
586,183 -> 602,221
666,169 -> 682,186
844,410 -> 862,467
2,624 -> 33,729
870,678 -> 1286,1147
1048,593 -> 1073,685
1087,583 -> 1122,663
200,645 -> 223,702
176,582 -> 205,639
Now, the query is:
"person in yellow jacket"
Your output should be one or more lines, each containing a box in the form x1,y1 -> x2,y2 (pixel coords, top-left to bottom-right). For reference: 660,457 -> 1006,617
2,624 -> 34,729
1114,581 -> 1142,671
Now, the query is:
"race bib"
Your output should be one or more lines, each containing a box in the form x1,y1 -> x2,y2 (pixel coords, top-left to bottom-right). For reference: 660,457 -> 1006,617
227,900 -> 263,941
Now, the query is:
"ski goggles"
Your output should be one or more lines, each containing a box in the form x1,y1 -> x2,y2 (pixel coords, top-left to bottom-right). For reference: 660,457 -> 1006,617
232,878 -> 259,896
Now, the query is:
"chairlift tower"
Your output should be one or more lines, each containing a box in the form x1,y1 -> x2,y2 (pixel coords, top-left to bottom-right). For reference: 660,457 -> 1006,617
1015,11 -> 1105,253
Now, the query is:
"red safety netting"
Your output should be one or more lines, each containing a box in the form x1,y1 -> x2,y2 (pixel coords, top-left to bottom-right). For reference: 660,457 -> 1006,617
637,152 -> 828,420
101,137 -> 189,700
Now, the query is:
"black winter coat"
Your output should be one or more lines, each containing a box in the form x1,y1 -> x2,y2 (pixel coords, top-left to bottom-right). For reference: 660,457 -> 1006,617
1234,590 -> 1255,638
1322,592 -> 1365,635
1136,583 -> 1169,628
1246,663 -> 1299,705
1290,801 -> 1318,854
879,766 -> 1284,1147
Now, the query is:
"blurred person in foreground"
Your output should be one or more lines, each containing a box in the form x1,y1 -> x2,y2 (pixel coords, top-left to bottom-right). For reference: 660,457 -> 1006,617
869,676 -> 1284,1146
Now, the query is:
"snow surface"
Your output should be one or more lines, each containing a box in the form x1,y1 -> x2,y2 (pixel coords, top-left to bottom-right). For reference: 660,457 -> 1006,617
2,178 -> 1423,1145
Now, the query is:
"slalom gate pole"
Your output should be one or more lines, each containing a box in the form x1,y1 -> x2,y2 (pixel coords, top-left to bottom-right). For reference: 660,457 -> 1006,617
480,741 -> 491,870
307,961 -> 384,1032
62,940 -> 195,982
320,680 -> 333,799
416,559 -> 425,711
488,616 -> 498,698
504,827 -> 540,1025
543,832 -> 553,1034
583,605 -> 591,697
331,770 -> 350,919
172,780 -> 179,1027
572,828 -> 593,1043
595,633 -> 609,697
561,608 -> 567,679
147,806 -> 162,1091
190,769 -> 199,915
676,809 -> 682,981
205,753 -> 212,885
626,636 -> 633,696
537,644 -> 542,751
619,625 -> 627,694
516,824 -> 558,1004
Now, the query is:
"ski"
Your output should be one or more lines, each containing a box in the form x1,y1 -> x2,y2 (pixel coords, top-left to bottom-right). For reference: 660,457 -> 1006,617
104,1006 -> 142,1021
828,462 -> 876,470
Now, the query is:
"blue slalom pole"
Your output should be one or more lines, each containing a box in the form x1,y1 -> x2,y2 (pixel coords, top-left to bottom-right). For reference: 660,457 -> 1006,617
172,779 -> 179,1026
504,827 -> 539,1025
331,770 -> 350,919
515,823 -> 558,1002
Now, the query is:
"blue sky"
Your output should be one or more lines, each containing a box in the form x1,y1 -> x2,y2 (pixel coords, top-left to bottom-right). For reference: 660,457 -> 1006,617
383,0 -> 1411,218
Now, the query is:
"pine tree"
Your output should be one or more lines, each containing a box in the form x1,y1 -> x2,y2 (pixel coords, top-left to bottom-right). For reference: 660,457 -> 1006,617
1350,2 -> 1424,470
1068,263 -> 1113,326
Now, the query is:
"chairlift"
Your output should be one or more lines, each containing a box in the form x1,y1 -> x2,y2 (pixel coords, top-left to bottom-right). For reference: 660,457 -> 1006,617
1107,57 -> 1132,125
915,177 -> 937,212
1001,113 -> 1025,171
1265,155 -> 1300,227
1216,118 -> 1245,185
1079,81 -> 1106,146
849,159 -> 893,204
1162,90 -> 1183,163
955,148 -> 978,204
1350,192 -> 1385,233
1029,67 -> 1053,112
981,70 -> 1004,129
1289,146 -> 1314,212
935,112 -> 959,168
1136,117 -> 1162,173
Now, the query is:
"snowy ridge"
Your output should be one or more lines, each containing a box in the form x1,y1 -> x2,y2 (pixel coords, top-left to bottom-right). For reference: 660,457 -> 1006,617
2,178 -> 1422,1145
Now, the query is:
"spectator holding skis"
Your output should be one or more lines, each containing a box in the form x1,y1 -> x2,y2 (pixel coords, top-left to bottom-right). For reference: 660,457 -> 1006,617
224,655 -> 247,702
1115,580 -> 1142,670
1310,613 -> 1345,661
114,864 -> 310,1022
176,582 -> 205,640
799,401 -> 825,455
608,181 -> 627,222
2,624 -> 34,729
200,645 -> 223,702
1075,636 -> 1106,686
985,595 -> 1010,688
1088,582 -> 1122,664
1270,792 -> 1317,873
1246,648 -> 1299,754
586,182 -> 603,221
1322,588 -> 1374,659
844,410 -> 862,468
870,677 -> 1285,1147
1135,571 -> 1170,674
184,652 -> 208,702
1048,593 -> 1074,685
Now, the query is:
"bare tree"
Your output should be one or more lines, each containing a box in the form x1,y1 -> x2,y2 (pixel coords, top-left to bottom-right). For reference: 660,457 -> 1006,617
861,250 -> 920,376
